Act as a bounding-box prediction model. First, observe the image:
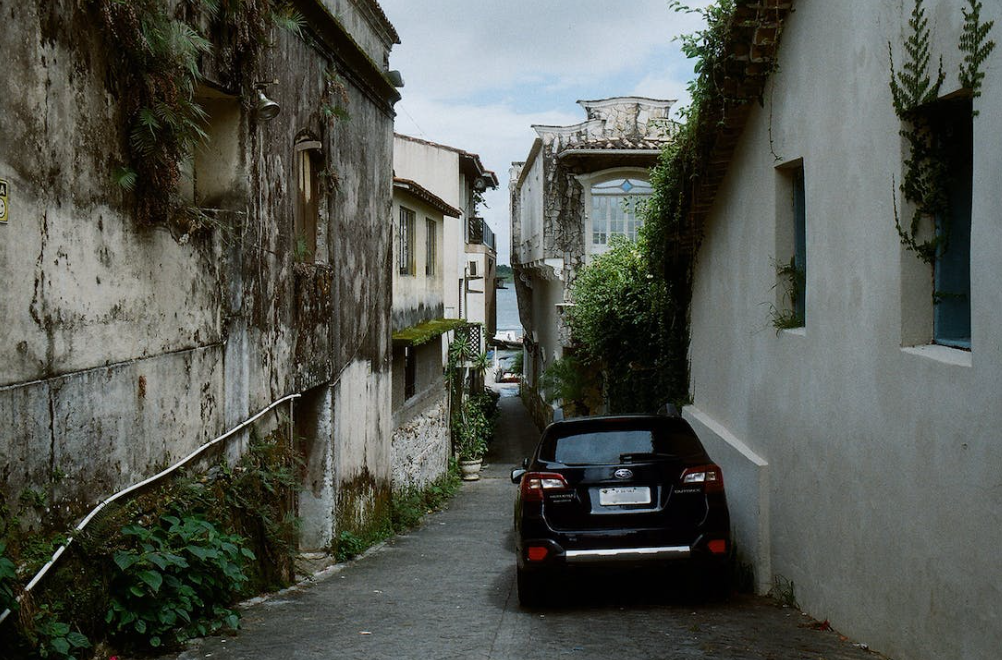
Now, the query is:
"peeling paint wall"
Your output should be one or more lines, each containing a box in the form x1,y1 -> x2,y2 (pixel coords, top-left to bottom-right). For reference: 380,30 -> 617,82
0,0 -> 397,545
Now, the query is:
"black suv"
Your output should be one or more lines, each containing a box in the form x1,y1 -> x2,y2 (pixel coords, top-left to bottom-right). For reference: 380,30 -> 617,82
511,414 -> 731,606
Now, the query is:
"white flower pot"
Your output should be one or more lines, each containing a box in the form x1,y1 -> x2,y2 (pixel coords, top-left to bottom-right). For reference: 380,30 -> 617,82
459,459 -> 483,481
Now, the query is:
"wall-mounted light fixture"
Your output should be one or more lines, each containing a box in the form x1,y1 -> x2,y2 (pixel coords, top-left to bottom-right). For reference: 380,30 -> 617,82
254,80 -> 281,121
387,70 -> 405,88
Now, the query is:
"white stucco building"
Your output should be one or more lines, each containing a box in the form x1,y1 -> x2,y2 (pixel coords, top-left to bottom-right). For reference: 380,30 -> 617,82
393,134 -> 500,349
509,97 -> 673,425
680,2 -> 1002,659
389,179 -> 462,487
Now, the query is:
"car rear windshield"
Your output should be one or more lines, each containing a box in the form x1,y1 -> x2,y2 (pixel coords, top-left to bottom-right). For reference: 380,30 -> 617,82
540,423 -> 704,466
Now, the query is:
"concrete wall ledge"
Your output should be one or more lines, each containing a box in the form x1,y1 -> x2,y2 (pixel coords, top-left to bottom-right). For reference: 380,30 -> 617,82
684,405 -> 772,594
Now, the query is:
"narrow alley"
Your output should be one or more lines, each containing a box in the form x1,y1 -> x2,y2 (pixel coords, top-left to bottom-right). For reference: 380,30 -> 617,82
167,397 -> 878,660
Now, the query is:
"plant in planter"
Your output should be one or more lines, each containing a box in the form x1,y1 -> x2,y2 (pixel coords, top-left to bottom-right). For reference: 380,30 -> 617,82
453,392 -> 499,481
455,400 -> 490,480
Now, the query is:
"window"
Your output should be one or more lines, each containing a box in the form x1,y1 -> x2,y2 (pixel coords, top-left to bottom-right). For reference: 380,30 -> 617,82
404,346 -> 416,399
775,160 -> 807,328
295,141 -> 322,262
425,218 -> 437,276
179,89 -> 242,209
399,206 -> 415,275
590,178 -> 652,246
932,99 -> 972,348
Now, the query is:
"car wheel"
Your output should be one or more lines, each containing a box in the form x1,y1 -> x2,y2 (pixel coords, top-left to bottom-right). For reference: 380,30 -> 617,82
516,565 -> 547,608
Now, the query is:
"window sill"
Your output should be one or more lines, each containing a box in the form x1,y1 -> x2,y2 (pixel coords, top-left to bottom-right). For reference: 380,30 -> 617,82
780,327 -> 806,337
900,344 -> 972,368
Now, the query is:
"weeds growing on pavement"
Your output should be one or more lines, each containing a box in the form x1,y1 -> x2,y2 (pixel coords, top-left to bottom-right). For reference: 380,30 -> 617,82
335,460 -> 463,563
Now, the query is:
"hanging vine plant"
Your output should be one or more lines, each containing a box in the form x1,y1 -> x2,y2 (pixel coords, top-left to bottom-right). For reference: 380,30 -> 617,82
93,0 -> 304,231
889,0 -> 995,264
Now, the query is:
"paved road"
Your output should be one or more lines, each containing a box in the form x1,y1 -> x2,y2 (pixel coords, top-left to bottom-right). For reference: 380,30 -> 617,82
171,396 -> 881,660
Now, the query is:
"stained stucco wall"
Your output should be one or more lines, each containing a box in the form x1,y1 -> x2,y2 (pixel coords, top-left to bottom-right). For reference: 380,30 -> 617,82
391,192 -> 445,331
393,138 -> 463,317
0,1 -> 395,544
687,2 -> 1002,658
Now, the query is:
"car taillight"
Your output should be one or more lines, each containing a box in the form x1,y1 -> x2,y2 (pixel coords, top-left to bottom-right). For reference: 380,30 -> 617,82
680,464 -> 724,493
521,472 -> 570,502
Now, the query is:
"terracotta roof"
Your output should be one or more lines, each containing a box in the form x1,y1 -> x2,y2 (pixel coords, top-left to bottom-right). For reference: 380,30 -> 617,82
393,178 -> 462,217
672,0 -> 794,255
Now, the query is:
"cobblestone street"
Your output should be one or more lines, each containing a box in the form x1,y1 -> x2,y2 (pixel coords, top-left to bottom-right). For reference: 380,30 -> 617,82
164,397 -> 884,660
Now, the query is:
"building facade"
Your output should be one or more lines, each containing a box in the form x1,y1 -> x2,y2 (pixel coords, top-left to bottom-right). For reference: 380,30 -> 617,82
1,0 -> 401,553
393,134 -> 500,350
509,97 -> 673,425
389,179 -> 462,488
682,2 -> 1002,659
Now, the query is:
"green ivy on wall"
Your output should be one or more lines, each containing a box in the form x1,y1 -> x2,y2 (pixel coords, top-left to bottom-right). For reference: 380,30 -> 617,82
889,0 -> 995,264
93,0 -> 305,231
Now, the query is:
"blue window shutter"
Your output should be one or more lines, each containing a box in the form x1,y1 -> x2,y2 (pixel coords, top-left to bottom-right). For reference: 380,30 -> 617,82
934,106 -> 972,349
793,167 -> 807,323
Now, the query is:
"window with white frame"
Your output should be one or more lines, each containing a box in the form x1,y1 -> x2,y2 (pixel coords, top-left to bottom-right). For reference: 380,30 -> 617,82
425,217 -> 437,276
399,206 -> 415,275
590,178 -> 652,246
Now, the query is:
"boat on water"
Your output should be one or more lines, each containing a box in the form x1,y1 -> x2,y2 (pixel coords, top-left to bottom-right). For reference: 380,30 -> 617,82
492,330 -> 523,349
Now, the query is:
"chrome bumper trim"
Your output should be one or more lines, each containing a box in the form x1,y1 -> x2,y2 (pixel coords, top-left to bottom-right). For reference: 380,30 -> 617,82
564,546 -> 691,563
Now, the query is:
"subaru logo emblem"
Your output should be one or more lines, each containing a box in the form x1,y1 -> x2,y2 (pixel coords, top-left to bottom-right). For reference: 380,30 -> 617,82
614,469 -> 633,480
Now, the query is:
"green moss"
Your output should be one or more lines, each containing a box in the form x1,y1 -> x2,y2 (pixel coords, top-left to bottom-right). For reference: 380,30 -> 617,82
392,318 -> 467,346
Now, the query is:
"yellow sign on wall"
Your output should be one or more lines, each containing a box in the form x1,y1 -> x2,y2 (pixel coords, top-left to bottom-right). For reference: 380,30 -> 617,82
0,179 -> 8,225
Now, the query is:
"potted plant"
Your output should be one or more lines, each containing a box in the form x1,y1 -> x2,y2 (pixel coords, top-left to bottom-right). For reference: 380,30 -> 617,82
455,396 -> 493,480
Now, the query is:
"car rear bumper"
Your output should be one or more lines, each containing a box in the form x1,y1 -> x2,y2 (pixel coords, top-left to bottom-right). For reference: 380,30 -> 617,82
564,545 -> 691,564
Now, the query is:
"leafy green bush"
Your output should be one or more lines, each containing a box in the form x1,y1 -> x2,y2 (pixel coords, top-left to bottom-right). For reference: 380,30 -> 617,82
454,392 -> 498,461
30,607 -> 91,660
105,514 -> 253,649
389,462 -> 462,532
565,236 -> 671,412
0,540 -> 17,614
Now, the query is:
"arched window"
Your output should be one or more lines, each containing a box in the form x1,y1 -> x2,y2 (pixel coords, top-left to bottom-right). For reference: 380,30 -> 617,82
295,140 -> 322,262
590,177 -> 652,246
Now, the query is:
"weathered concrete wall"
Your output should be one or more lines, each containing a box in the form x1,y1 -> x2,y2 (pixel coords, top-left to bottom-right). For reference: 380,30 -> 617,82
688,2 -> 1002,659
0,0 -> 397,546
391,396 -> 449,489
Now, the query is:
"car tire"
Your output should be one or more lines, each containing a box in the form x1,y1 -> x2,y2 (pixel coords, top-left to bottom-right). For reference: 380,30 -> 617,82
516,566 -> 547,608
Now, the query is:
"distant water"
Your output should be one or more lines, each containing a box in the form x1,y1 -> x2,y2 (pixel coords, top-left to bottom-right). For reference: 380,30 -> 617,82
495,283 -> 523,335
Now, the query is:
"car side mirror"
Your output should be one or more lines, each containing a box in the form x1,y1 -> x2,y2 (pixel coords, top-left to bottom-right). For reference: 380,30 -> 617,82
510,468 -> 527,484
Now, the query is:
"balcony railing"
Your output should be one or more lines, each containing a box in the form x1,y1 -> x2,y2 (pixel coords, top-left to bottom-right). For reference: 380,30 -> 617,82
468,216 -> 496,251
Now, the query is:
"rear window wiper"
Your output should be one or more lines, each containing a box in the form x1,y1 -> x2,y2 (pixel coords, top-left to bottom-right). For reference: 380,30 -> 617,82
619,452 -> 677,462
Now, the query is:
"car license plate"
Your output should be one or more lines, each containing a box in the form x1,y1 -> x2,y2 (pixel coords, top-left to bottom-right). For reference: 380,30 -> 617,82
599,486 -> 651,506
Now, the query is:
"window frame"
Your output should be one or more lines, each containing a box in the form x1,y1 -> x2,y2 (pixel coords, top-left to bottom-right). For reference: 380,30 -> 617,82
577,168 -> 653,258
774,158 -> 807,330
425,217 -> 437,277
398,206 -> 416,276
294,140 -> 323,263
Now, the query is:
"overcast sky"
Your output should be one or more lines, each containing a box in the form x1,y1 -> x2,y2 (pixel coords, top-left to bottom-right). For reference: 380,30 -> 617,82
379,0 -> 712,264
